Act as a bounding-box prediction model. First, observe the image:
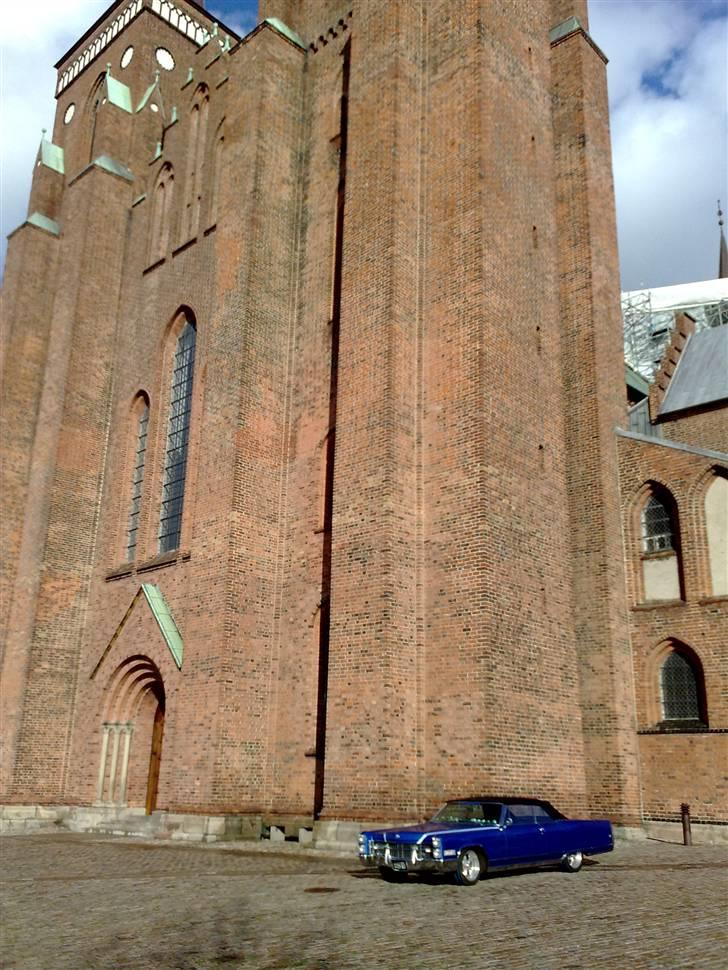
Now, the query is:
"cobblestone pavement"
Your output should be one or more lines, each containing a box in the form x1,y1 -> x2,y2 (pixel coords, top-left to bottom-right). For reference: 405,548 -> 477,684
1,834 -> 726,969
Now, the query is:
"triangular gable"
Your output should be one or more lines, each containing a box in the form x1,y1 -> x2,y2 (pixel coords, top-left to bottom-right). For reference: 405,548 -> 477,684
141,583 -> 183,668
648,312 -> 695,422
55,0 -> 241,98
105,73 -> 132,113
90,583 -> 183,678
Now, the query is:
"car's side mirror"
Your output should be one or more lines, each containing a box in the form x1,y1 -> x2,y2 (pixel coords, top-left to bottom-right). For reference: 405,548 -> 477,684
502,817 -> 513,828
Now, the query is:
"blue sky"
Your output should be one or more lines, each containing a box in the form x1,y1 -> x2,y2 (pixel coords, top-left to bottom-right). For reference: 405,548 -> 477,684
1,1 -> 726,289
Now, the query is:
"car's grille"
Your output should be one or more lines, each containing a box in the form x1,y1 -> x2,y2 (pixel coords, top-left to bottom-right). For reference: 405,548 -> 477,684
370,841 -> 412,861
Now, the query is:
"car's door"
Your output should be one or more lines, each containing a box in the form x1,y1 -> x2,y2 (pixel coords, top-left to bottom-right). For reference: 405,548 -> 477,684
504,805 -> 545,865
532,804 -> 566,862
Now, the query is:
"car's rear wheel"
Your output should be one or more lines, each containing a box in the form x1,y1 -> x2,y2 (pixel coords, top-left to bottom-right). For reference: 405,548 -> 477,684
562,851 -> 583,873
379,866 -> 407,883
454,847 -> 484,886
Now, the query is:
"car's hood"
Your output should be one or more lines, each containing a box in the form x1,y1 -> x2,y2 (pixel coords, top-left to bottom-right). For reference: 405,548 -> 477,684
361,821 -> 497,843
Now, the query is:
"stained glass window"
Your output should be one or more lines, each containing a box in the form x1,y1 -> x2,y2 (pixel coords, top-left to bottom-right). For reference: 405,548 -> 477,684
159,320 -> 196,553
126,401 -> 149,560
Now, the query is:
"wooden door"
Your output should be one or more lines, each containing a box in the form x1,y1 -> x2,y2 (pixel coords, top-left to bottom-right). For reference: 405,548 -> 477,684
145,702 -> 165,815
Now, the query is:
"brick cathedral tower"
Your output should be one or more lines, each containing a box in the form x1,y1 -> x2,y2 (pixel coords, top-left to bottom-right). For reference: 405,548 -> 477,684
1,0 -> 642,834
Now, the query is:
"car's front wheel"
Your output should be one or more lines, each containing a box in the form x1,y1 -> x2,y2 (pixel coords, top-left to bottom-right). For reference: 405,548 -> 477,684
379,866 -> 407,883
454,848 -> 484,886
561,851 -> 583,873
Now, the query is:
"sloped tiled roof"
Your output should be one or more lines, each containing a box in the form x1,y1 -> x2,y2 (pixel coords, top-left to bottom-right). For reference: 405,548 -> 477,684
660,326 -> 728,416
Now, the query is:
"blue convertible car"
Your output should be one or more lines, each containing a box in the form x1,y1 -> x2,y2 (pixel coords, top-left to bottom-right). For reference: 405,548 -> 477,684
359,797 -> 613,886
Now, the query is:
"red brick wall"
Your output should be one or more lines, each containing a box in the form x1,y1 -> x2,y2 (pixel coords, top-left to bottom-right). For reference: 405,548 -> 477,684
5,1 -> 717,830
659,409 -> 728,456
619,432 -> 728,822
550,10 -> 641,823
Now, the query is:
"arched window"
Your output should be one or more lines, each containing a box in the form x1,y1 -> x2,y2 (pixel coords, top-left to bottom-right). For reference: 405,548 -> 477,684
126,394 -> 149,561
182,86 -> 209,239
705,472 -> 728,596
659,651 -> 705,724
87,73 -> 106,162
208,119 -> 224,227
150,163 -> 174,263
159,316 -> 196,553
637,485 -> 683,602
641,495 -> 673,553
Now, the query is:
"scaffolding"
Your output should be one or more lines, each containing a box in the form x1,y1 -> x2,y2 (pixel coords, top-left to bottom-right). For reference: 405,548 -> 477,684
622,289 -> 655,380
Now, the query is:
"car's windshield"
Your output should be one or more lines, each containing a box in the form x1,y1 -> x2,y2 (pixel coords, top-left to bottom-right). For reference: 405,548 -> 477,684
430,802 -> 502,825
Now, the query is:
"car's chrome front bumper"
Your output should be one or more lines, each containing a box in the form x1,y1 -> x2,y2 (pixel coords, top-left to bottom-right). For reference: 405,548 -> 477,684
359,844 -> 457,873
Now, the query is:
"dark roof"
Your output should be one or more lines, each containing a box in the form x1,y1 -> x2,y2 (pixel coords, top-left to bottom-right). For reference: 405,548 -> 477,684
660,326 -> 728,416
449,796 -> 564,812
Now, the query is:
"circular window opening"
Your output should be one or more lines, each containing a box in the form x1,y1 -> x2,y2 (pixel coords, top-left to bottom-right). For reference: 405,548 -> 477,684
120,45 -> 134,69
155,48 -> 175,71
63,103 -> 76,124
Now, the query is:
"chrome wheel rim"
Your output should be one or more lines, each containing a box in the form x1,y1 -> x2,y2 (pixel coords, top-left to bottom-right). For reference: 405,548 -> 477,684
461,850 -> 480,880
567,851 -> 583,869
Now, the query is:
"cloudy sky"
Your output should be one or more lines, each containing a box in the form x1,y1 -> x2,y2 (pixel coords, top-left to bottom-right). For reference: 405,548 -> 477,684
1,0 -> 726,289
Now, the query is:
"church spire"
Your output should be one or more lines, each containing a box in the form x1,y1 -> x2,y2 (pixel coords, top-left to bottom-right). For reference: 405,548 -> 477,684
719,200 -> 728,279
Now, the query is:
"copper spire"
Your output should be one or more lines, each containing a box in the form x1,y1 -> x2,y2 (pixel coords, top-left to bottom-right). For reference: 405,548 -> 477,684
719,200 -> 728,279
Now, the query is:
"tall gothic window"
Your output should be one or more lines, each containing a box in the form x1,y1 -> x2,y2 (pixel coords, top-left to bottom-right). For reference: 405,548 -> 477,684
208,120 -> 224,227
637,486 -> 683,602
126,396 -> 149,561
150,163 -> 174,263
159,318 -> 196,553
660,651 -> 704,723
88,73 -> 106,162
641,494 -> 674,553
183,86 -> 209,239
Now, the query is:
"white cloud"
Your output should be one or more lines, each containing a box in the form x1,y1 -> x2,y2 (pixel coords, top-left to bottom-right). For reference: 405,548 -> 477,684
589,0 -> 728,289
1,3 -> 96,265
1,1 -> 726,290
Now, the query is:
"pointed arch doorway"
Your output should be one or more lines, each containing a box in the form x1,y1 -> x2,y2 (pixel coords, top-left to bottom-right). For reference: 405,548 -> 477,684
97,656 -> 166,814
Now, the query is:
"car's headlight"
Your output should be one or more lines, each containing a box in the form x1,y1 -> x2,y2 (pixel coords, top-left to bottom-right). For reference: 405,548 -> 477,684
431,837 -> 443,860
358,835 -> 367,853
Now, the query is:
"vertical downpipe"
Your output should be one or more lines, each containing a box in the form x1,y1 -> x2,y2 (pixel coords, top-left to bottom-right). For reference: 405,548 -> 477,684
314,39 -> 351,820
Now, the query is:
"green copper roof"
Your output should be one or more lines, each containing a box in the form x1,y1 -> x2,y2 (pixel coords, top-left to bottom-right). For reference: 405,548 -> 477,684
27,212 -> 60,236
39,138 -> 64,175
263,17 -> 306,50
106,73 -> 132,113
137,78 -> 159,113
92,155 -> 134,182
549,17 -> 582,44
141,583 -> 183,669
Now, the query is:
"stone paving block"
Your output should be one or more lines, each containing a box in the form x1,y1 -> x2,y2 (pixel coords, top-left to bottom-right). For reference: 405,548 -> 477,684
2,835 -> 727,970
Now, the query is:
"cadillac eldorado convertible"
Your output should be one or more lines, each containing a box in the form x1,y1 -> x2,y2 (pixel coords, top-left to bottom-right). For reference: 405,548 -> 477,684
358,797 -> 614,885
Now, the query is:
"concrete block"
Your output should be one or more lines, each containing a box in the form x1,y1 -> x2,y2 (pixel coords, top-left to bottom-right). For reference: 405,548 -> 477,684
313,820 -> 361,851
1,806 -> 38,820
269,825 -> 286,842
36,806 -> 63,820
204,817 -> 226,837
298,827 -> 314,845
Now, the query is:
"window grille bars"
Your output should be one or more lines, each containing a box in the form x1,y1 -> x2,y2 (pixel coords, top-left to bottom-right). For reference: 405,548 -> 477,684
159,321 -> 195,553
126,403 -> 149,560
660,652 -> 701,721
641,495 -> 674,553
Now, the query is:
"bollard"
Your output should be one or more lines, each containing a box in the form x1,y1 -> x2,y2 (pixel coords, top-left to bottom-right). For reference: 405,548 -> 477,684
681,802 -> 692,846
